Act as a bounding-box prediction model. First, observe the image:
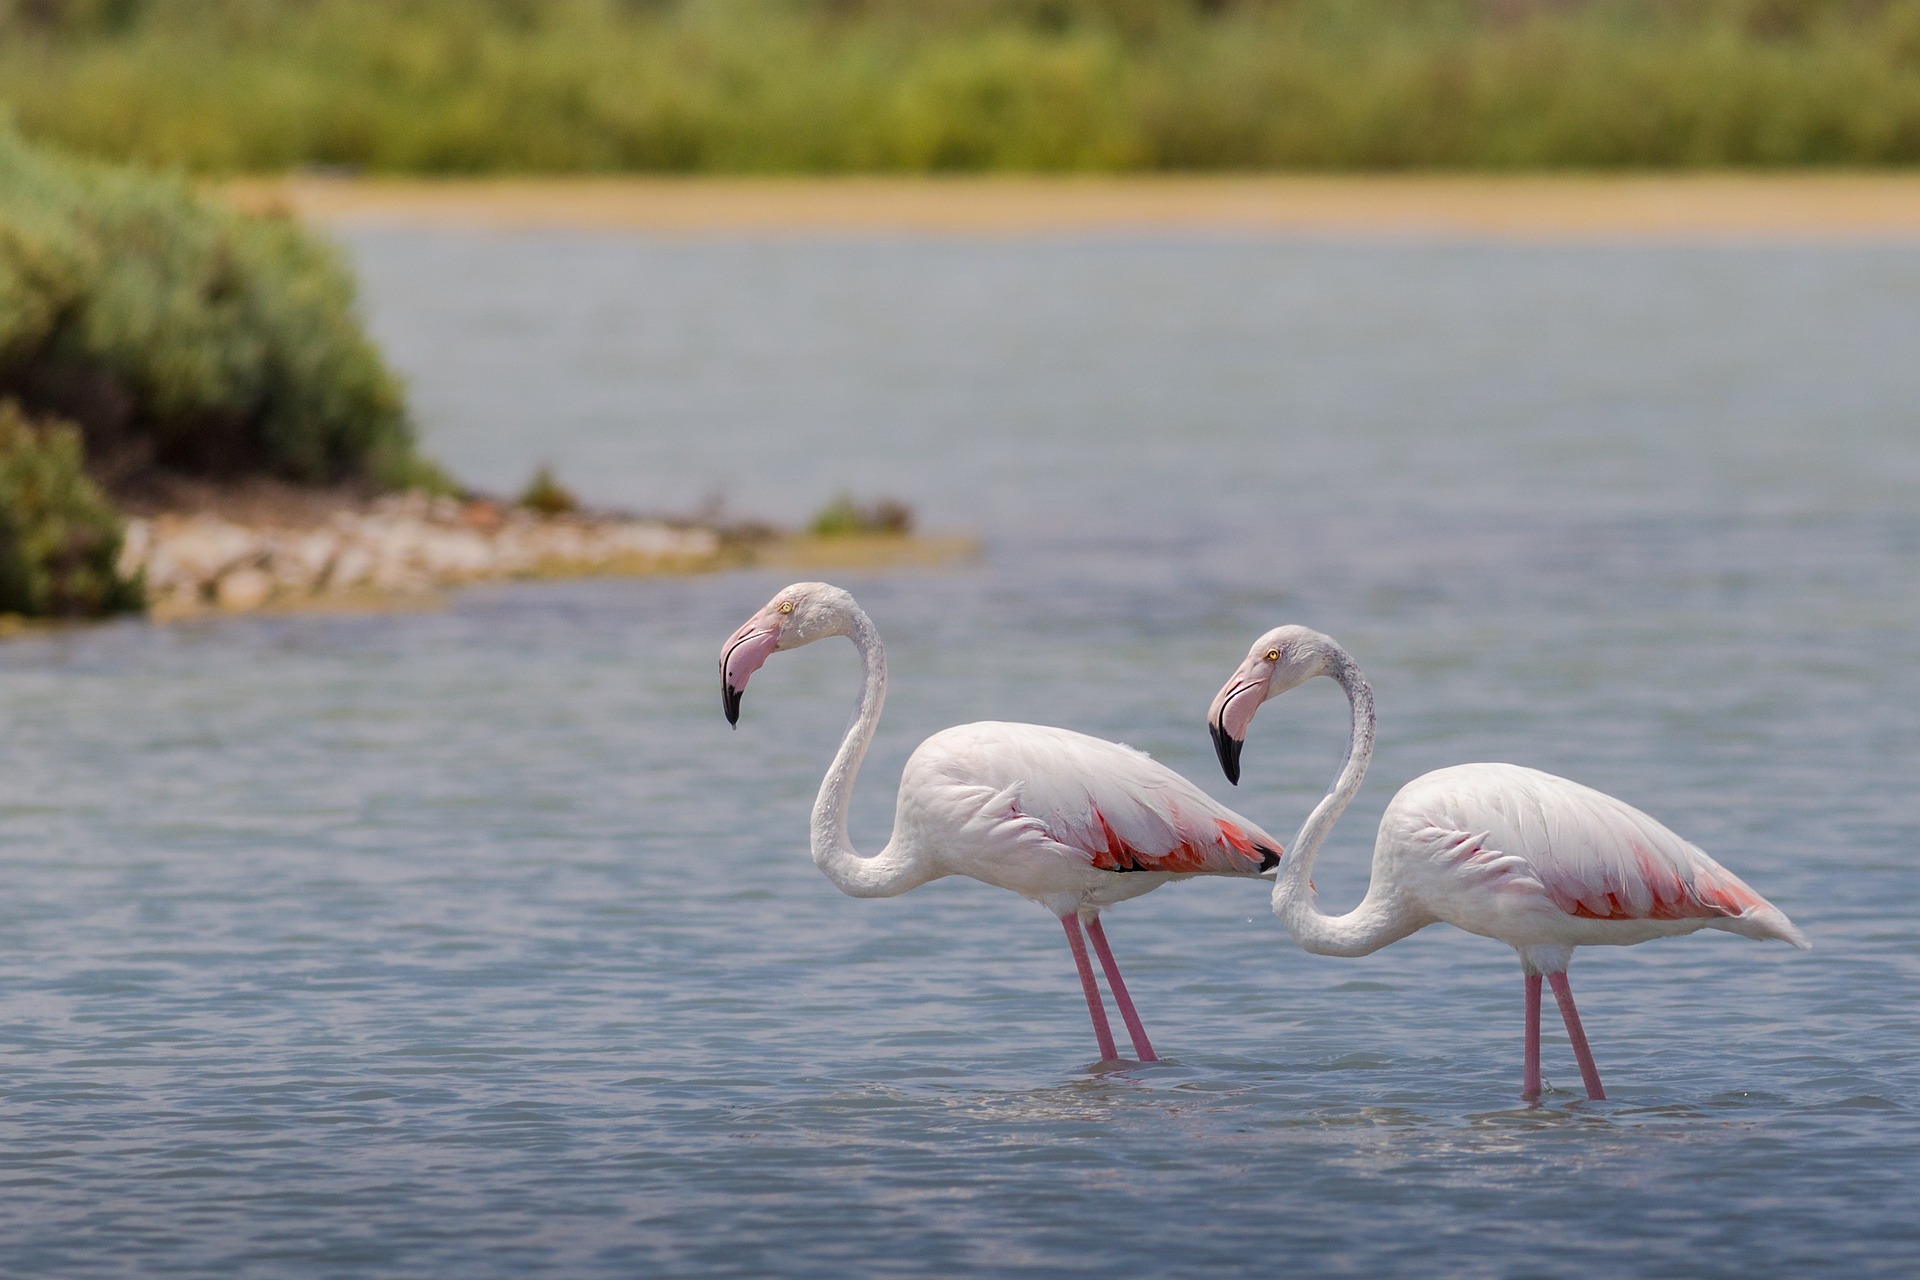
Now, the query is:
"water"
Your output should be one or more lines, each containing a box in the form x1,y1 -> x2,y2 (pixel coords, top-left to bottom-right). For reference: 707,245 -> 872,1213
3,231 -> 1917,1276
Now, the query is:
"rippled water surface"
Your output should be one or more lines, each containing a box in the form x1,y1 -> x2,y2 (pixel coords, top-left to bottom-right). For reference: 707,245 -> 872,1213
3,232 -> 1917,1277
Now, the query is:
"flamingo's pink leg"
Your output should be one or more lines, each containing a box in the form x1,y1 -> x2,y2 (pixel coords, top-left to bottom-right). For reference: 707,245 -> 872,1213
1547,971 -> 1607,1101
1083,916 -> 1157,1062
1059,915 -> 1119,1062
1523,973 -> 1543,1101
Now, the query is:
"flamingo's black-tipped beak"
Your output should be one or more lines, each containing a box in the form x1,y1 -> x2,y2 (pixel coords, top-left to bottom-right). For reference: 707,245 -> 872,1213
1211,719 -> 1243,786
719,622 -> 780,728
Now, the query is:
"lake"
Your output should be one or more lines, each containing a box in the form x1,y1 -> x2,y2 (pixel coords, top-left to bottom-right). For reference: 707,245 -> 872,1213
2,229 -> 1916,1276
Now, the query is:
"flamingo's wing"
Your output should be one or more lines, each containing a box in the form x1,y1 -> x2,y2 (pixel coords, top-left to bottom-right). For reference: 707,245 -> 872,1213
928,723 -> 1283,876
1406,763 -> 1807,946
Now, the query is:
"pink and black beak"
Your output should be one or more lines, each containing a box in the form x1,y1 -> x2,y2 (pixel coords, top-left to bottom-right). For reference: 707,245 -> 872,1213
1209,715 -> 1245,787
719,616 -> 781,726
1207,664 -> 1268,786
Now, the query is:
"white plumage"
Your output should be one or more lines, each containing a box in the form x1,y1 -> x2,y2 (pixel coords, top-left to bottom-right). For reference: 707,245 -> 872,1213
897,721 -> 1283,905
1209,625 -> 1807,1101
1380,762 -> 1807,964
722,583 -> 1282,1064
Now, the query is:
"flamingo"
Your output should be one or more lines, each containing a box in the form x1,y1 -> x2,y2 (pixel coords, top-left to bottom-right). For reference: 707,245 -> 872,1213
720,582 -> 1286,1063
1207,626 -> 1809,1101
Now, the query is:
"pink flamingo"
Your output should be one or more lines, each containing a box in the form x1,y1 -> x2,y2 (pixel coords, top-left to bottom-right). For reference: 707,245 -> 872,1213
721,582 -> 1285,1063
1207,626 -> 1809,1101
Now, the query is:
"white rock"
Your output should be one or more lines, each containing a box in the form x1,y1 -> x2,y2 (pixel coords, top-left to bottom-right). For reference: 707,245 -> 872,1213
128,497 -> 723,612
489,529 -> 539,573
152,515 -> 264,586
676,527 -> 721,556
370,546 -> 430,592
272,531 -> 340,593
603,522 -> 717,558
117,519 -> 153,579
215,567 -> 274,612
326,545 -> 374,592
415,529 -> 494,577
534,526 -> 588,563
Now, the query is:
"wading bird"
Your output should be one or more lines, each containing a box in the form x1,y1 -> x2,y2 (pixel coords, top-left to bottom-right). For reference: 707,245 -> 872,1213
721,582 -> 1284,1063
1207,626 -> 1808,1101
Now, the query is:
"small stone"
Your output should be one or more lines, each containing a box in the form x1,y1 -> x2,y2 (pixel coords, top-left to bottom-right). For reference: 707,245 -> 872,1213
215,567 -> 274,612
120,492 -> 730,614
416,529 -> 494,577
326,546 -> 374,592
157,515 -> 263,583
117,519 -> 153,579
270,531 -> 339,594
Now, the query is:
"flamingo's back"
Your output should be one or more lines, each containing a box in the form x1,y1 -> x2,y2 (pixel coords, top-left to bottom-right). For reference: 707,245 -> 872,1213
1382,763 -> 1808,951
893,722 -> 1284,895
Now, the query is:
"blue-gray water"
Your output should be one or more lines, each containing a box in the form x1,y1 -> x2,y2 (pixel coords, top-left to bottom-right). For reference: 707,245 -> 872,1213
3,232 -> 1917,1277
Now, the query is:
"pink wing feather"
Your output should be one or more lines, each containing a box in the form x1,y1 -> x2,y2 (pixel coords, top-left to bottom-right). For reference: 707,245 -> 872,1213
1400,763 -> 1806,945
920,722 -> 1283,877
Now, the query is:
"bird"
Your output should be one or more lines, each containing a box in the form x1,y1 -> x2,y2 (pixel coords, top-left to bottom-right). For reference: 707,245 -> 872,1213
720,581 -> 1286,1064
1206,625 -> 1808,1102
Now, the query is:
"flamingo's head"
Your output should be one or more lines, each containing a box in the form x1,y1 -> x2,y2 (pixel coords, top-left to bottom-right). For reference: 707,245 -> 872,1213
1207,625 -> 1332,785
719,581 -> 858,725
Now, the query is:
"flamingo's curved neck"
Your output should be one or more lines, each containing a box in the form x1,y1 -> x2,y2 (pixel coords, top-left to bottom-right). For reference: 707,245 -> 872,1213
809,604 -> 934,898
1271,641 -> 1421,956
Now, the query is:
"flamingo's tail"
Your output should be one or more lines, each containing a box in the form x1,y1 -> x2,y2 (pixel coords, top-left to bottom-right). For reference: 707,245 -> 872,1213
1719,900 -> 1811,950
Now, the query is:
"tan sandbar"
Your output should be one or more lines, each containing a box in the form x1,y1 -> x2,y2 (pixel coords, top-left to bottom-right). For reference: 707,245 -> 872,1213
224,173 -> 1920,242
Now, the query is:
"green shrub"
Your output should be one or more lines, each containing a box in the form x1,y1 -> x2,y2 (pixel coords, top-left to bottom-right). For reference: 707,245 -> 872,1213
0,398 -> 142,617
4,0 -> 1920,171
517,464 -> 579,515
0,126 -> 427,489
809,493 -> 914,537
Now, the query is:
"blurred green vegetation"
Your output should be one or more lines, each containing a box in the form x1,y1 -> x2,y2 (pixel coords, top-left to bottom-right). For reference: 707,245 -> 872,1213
0,399 -> 143,617
517,464 -> 580,515
810,493 -> 914,536
1,0 -> 1918,170
0,127 -> 439,492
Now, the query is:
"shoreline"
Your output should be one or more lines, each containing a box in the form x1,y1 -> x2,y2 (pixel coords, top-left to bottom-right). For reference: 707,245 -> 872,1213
224,172 -> 1920,242
1,523 -> 976,632
114,493 -> 975,623
66,478 -> 974,625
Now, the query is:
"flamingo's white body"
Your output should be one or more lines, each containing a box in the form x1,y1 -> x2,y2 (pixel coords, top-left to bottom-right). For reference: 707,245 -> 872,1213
1208,626 -> 1808,1101
721,582 -> 1284,1063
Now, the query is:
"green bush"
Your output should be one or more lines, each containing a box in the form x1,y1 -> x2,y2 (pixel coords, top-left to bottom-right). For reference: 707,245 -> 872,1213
0,127 -> 430,489
3,0 -> 1920,171
517,464 -> 579,515
809,493 -> 914,537
0,399 -> 142,617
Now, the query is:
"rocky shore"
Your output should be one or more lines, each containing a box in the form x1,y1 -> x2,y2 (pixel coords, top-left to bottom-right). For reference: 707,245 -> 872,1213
120,492 -> 723,618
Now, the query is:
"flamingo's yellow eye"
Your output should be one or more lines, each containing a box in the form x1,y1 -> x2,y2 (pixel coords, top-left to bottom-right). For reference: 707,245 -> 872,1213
779,601 -> 794,615
1265,648 -> 1281,662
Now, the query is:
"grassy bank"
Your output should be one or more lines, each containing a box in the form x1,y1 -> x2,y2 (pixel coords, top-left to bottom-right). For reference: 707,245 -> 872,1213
3,1 -> 1919,172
